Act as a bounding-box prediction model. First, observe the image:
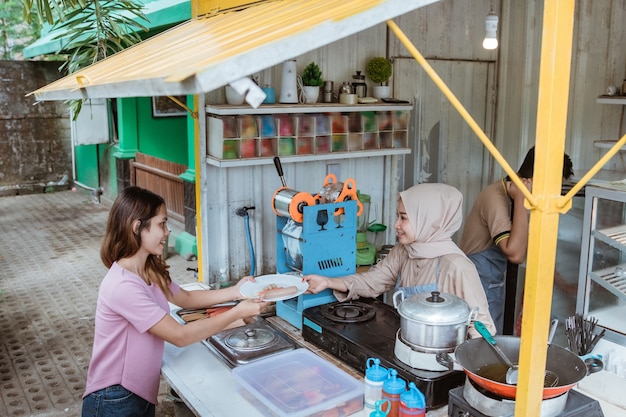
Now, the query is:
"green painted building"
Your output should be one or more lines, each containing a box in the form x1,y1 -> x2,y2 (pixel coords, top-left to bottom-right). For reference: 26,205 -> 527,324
24,0 -> 197,257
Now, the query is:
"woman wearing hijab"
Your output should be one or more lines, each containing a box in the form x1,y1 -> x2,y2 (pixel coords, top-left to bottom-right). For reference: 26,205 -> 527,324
304,183 -> 495,337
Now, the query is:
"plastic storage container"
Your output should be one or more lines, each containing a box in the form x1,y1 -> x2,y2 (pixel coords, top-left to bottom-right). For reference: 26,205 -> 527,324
232,348 -> 364,417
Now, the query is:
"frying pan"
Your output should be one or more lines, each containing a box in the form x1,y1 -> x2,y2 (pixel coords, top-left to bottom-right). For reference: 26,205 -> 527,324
438,335 -> 587,399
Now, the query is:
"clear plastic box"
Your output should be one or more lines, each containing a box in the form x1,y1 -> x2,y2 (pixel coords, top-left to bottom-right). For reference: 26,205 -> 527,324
232,348 -> 364,417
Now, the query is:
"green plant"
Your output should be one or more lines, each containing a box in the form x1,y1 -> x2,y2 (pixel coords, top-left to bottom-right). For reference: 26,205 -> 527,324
22,0 -> 148,118
365,57 -> 393,85
301,62 -> 323,87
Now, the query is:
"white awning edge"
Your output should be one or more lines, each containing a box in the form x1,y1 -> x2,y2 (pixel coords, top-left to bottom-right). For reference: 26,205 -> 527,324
30,0 -> 440,101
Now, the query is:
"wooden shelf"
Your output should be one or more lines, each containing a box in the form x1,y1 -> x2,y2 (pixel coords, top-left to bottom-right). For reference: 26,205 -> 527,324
206,103 -> 413,165
206,102 -> 413,115
206,148 -> 411,167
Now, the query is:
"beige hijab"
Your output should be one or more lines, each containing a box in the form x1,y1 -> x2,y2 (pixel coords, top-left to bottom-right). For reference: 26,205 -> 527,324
399,183 -> 466,259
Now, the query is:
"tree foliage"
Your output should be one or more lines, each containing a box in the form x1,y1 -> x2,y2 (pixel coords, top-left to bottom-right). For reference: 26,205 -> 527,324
51,0 -> 148,74
20,0 -> 149,115
1,0 -> 42,59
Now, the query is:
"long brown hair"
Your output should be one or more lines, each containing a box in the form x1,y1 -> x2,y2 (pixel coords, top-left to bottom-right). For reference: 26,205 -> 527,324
101,186 -> 172,296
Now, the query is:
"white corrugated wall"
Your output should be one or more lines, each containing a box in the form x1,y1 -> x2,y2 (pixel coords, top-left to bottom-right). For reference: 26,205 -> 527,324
200,0 -> 626,284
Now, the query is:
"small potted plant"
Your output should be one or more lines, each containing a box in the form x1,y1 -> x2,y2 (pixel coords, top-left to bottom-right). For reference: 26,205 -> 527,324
366,57 -> 393,99
300,62 -> 323,103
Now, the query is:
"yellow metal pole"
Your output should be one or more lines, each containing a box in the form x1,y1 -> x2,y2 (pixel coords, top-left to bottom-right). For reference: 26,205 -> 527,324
387,8 -> 576,415
192,95 -> 204,283
192,0 -> 204,283
560,132 -> 626,205
515,1 -> 576,416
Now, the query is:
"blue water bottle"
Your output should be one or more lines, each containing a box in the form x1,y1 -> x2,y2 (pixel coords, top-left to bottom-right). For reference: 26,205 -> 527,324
399,382 -> 426,417
365,358 -> 388,408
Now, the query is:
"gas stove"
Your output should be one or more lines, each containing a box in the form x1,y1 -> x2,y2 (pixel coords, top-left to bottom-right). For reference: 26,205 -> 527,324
448,377 -> 604,417
301,298 -> 465,409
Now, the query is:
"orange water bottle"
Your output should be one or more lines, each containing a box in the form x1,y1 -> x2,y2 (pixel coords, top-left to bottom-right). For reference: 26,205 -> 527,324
381,369 -> 406,417
399,382 -> 426,417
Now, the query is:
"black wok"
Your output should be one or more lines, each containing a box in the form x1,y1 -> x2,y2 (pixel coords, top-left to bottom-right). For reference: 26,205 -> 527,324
448,335 -> 587,399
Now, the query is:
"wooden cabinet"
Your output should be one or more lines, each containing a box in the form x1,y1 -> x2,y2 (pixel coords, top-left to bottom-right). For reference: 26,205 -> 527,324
577,181 -> 626,344
205,103 -> 412,167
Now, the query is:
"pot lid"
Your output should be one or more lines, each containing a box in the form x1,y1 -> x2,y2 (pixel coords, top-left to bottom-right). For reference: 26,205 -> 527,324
397,291 -> 470,324
225,327 -> 277,350
206,319 -> 296,367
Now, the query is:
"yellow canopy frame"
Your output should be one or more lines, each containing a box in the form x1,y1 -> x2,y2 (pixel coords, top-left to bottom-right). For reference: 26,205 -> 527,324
387,2 -> 626,415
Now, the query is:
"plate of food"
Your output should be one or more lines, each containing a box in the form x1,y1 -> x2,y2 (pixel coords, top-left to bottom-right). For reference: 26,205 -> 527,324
239,274 -> 308,302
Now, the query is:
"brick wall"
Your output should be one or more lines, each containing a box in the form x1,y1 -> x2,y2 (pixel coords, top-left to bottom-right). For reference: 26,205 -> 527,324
0,61 -> 71,195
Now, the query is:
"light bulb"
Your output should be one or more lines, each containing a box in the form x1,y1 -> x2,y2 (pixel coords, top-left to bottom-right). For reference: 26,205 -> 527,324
483,37 -> 498,50
483,13 -> 499,50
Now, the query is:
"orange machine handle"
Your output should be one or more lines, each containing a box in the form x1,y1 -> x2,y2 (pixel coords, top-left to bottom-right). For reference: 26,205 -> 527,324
335,178 -> 363,217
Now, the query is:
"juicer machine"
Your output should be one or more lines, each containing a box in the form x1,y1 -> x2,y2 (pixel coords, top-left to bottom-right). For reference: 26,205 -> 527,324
271,161 -> 362,329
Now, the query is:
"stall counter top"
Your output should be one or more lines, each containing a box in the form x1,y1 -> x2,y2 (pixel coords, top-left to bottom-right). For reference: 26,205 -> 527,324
161,339 -> 448,417
162,339 -> 625,417
163,285 -> 622,417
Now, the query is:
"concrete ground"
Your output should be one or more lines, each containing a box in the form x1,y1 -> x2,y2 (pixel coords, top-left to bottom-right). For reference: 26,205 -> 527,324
0,189 -> 198,417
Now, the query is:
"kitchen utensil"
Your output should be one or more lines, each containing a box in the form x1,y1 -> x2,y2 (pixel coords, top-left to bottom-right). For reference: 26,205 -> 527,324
565,313 -> 606,355
474,321 -> 519,385
544,318 -> 560,387
302,298 -> 466,409
393,291 -> 478,352
339,81 -> 352,95
339,93 -> 358,104
279,60 -> 298,103
322,80 -> 334,103
239,274 -> 308,301
351,70 -> 367,98
273,156 -> 286,187
225,85 -> 245,105
444,335 -> 587,399
204,318 -> 296,367
261,86 -> 275,104
474,319 -> 560,386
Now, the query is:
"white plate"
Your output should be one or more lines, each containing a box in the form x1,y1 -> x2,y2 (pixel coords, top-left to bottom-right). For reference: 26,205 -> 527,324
239,274 -> 308,301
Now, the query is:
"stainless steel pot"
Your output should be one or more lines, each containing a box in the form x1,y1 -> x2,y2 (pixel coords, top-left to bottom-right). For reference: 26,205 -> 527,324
393,290 -> 478,353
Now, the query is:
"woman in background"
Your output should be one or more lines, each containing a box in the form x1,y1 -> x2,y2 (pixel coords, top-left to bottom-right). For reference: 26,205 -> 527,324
304,182 -> 495,337
82,186 -> 267,417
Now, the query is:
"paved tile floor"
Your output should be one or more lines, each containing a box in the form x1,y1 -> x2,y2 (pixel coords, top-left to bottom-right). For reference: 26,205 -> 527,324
0,189 -> 198,416
0,188 -> 585,416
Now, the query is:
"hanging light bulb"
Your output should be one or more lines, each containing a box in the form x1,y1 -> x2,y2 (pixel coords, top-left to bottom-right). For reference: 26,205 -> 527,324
482,9 -> 499,50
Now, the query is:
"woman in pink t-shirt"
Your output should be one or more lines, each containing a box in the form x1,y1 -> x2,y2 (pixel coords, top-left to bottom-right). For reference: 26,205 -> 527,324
81,186 -> 267,417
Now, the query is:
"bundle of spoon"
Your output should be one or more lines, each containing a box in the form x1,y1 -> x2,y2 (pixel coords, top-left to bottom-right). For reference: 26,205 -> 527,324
565,314 -> 605,355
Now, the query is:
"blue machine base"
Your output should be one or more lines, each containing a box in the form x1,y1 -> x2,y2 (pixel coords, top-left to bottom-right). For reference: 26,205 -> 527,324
276,290 -> 337,329
275,201 -> 357,329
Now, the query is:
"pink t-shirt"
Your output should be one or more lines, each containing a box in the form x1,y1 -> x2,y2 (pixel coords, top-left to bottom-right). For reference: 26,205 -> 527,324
83,262 -> 180,404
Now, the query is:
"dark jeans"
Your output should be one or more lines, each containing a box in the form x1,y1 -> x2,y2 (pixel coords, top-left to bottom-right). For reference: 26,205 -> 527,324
82,384 -> 155,417
467,246 -> 507,334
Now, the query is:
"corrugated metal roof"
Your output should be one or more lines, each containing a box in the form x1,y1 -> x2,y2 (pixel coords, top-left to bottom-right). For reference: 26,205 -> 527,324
30,0 -> 439,101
